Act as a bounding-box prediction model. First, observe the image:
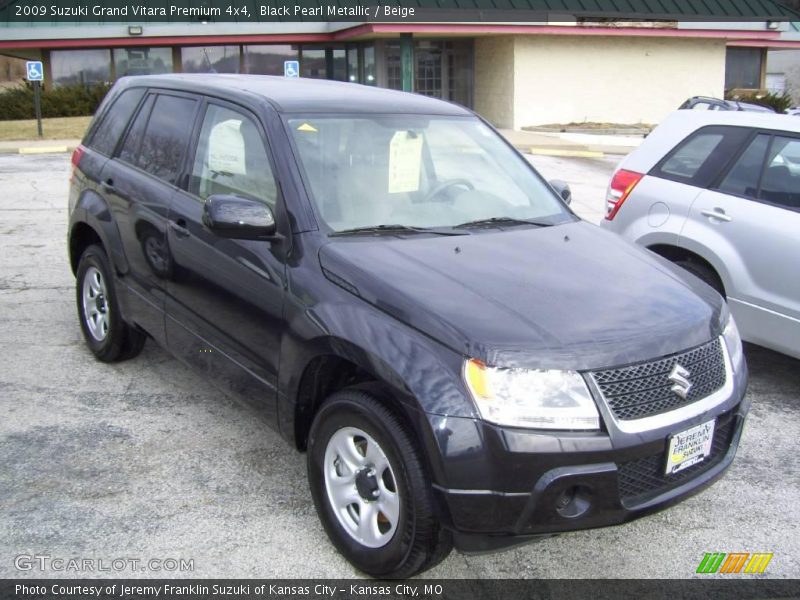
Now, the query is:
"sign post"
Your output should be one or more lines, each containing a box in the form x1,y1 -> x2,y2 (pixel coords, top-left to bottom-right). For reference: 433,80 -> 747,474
26,61 -> 44,138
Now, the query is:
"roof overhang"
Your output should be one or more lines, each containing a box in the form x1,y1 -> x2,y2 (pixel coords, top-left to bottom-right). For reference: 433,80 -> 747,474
332,22 -> 785,40
0,22 -> 788,51
728,38 -> 800,48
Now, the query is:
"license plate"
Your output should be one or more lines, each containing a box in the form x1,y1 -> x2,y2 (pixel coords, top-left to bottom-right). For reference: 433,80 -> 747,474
665,419 -> 715,475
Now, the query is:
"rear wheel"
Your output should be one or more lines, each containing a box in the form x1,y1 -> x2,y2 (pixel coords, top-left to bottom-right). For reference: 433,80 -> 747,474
307,389 -> 452,578
76,244 -> 146,362
675,259 -> 724,297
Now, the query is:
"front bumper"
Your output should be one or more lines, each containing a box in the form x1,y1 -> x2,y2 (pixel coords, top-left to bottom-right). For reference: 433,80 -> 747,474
426,366 -> 748,553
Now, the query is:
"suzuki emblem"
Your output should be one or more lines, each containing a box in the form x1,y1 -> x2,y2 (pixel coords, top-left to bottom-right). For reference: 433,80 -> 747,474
668,364 -> 692,399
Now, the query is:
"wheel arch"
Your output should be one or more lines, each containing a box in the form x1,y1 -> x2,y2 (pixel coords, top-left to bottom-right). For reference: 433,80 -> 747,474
291,351 -> 376,452
284,338 -> 422,452
69,221 -> 104,275
69,190 -> 129,276
647,243 -> 727,296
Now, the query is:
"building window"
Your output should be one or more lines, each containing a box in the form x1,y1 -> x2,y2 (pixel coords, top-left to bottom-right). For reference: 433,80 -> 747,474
113,47 -> 172,78
243,45 -> 298,75
347,46 -> 359,82
331,48 -> 347,81
415,41 -> 443,99
51,49 -> 111,87
182,46 -> 240,74
300,47 -> 326,79
385,42 -> 402,90
299,45 -> 346,80
726,48 -> 764,90
363,45 -> 376,85
382,40 -> 473,106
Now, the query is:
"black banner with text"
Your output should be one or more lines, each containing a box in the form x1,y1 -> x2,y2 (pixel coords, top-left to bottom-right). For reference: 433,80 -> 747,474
3,579 -> 800,600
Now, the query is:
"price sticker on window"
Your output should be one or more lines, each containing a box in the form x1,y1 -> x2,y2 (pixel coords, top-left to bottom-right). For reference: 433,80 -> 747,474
388,130 -> 423,193
208,119 -> 246,175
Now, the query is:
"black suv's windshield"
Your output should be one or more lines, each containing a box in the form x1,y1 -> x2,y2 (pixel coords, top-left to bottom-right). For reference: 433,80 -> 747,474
285,115 -> 573,233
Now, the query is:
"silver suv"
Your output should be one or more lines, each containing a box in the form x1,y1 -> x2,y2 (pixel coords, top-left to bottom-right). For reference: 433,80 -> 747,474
601,110 -> 800,360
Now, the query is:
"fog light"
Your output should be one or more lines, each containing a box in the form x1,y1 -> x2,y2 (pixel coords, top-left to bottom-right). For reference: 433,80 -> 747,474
555,485 -> 592,518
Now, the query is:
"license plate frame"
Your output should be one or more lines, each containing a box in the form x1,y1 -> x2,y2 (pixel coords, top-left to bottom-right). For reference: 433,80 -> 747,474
665,419 -> 716,475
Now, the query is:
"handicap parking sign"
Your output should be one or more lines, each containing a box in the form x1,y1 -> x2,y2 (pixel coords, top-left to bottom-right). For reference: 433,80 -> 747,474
284,60 -> 299,78
26,61 -> 44,81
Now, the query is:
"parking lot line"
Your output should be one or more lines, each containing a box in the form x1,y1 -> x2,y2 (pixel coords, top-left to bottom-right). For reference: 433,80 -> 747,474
18,146 -> 69,155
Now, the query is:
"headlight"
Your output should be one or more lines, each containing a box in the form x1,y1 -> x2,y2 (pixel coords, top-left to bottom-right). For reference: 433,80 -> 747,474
463,359 -> 600,430
722,313 -> 744,371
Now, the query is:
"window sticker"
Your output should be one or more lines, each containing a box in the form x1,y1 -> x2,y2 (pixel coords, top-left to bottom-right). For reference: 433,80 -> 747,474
297,122 -> 318,132
388,130 -> 423,193
208,119 -> 246,175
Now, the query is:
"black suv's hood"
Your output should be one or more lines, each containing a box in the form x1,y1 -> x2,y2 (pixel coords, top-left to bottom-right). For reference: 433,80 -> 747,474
318,222 -> 724,370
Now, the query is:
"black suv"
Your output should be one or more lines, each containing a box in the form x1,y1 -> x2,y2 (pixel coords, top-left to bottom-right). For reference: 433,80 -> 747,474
69,74 -> 748,578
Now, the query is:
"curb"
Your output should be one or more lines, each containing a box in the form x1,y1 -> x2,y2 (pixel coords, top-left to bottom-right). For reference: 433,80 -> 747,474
524,127 -> 651,136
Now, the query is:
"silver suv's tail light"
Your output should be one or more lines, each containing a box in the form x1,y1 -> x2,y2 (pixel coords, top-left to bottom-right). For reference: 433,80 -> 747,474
605,169 -> 643,220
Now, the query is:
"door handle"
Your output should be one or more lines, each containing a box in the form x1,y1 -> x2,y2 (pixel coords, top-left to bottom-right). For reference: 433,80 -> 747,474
700,208 -> 732,222
169,219 -> 190,238
101,178 -> 114,192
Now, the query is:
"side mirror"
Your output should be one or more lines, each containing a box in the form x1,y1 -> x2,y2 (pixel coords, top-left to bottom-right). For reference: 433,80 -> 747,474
549,179 -> 572,205
203,194 -> 277,240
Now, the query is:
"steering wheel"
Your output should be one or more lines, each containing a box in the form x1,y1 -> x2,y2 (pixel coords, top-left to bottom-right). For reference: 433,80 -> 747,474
420,178 -> 475,203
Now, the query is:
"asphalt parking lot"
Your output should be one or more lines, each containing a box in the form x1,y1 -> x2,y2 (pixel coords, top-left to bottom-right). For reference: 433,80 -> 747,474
1,152 -> 798,579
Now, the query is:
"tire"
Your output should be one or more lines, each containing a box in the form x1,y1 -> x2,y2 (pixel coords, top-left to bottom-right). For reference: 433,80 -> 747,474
675,259 -> 725,297
76,244 -> 146,362
307,388 -> 453,578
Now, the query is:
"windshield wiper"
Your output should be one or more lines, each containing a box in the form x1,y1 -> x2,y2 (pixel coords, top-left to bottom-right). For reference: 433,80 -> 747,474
330,224 -> 468,237
454,216 -> 554,229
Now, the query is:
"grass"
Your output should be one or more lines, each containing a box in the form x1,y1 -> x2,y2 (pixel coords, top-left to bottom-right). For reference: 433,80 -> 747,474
0,116 -> 91,141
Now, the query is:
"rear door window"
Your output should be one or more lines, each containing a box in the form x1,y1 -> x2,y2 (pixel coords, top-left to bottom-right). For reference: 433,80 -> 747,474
88,88 -> 145,156
118,93 -> 198,186
761,136 -> 800,210
119,95 -> 155,166
139,95 -> 198,185
718,134 -> 770,198
716,133 -> 800,211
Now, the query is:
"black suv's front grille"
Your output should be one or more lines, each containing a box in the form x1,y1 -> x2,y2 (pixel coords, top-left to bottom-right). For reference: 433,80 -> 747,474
617,413 -> 736,506
591,338 -> 726,421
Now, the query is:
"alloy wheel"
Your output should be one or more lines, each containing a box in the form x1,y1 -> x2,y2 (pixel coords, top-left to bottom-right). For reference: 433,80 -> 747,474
82,265 -> 110,341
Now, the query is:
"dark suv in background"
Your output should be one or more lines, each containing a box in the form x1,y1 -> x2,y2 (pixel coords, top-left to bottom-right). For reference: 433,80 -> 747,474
68,75 -> 748,578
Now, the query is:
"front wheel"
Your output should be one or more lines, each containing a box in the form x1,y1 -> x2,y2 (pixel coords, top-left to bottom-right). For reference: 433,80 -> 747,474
307,389 -> 452,578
